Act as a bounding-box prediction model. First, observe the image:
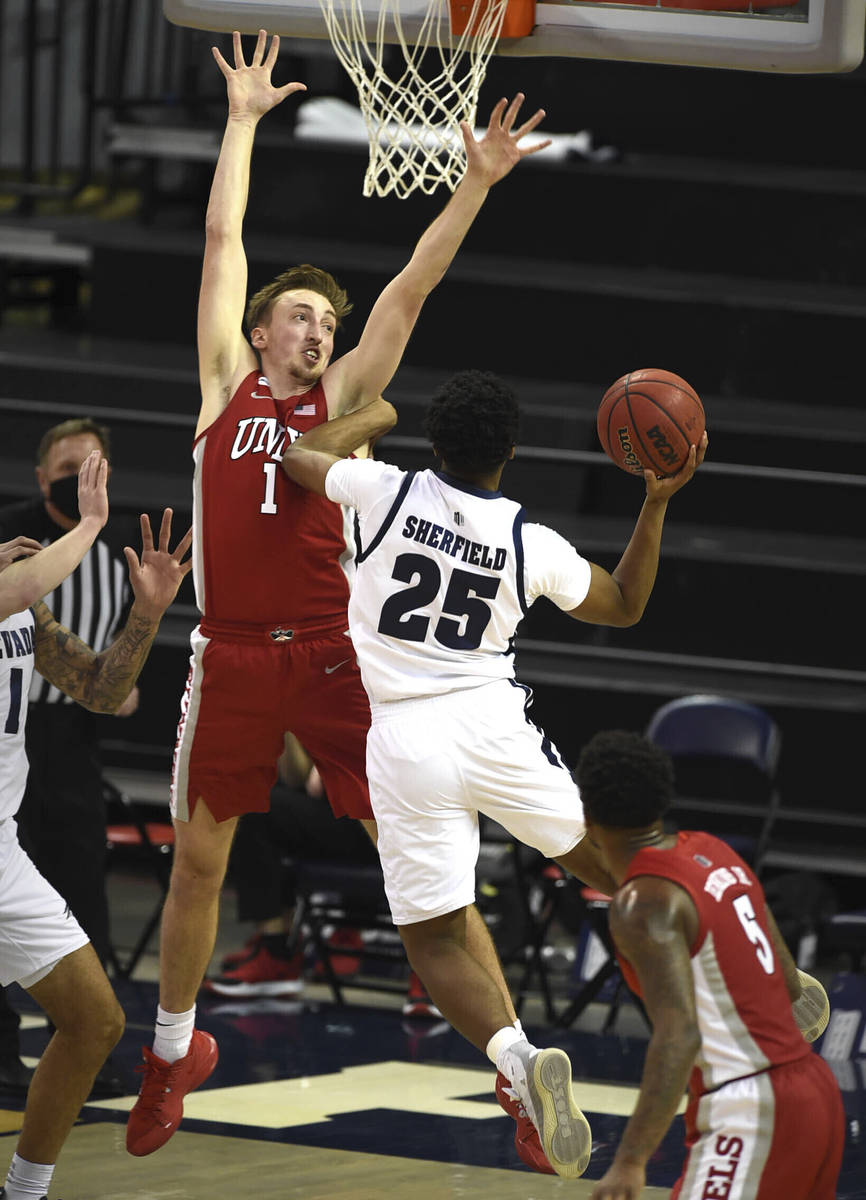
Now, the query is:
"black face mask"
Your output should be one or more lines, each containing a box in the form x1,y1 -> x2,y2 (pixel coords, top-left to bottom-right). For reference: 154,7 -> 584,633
47,474 -> 81,522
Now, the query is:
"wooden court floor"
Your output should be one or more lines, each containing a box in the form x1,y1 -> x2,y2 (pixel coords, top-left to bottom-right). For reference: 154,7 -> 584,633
2,981 -> 863,1200
0,874 -> 863,1199
39,1124 -> 673,1200
3,980 -> 681,1200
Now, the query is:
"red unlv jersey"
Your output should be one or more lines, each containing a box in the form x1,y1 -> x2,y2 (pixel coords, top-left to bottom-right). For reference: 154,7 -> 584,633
618,831 -> 809,1098
191,371 -> 354,625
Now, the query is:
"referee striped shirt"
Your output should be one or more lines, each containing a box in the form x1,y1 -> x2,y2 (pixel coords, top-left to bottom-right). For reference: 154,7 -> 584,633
0,497 -> 133,704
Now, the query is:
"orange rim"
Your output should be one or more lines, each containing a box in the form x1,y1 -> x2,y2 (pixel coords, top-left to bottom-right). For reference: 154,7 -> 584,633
449,0 -> 535,39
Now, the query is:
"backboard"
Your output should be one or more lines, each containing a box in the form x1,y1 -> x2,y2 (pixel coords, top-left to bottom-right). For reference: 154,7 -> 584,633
164,0 -> 866,73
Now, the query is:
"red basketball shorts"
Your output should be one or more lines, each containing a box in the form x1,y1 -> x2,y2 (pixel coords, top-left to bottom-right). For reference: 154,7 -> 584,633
673,1052 -> 844,1200
171,621 -> 372,823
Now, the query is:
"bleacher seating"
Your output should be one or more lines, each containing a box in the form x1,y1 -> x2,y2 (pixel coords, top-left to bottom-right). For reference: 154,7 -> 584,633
1,25 -> 865,900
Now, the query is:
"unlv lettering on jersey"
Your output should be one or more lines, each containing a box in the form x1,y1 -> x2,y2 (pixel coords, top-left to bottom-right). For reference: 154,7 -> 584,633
193,371 -> 351,624
231,417 -> 286,460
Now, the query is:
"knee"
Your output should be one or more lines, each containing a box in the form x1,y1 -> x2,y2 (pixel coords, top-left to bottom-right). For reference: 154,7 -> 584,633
88,992 -> 125,1057
57,993 -> 125,1057
170,846 -> 228,897
101,996 -> 126,1052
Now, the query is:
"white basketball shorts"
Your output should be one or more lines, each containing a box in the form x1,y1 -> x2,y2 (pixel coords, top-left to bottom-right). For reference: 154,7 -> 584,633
0,818 -> 89,988
367,678 -> 585,926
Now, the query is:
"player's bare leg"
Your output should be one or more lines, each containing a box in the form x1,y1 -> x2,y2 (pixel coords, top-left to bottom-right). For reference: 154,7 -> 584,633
465,902 -> 517,1024
17,945 -> 123,1163
160,797 -> 238,1012
361,822 -> 510,1020
399,906 -> 590,1180
126,796 -> 230,1156
398,906 -> 513,1049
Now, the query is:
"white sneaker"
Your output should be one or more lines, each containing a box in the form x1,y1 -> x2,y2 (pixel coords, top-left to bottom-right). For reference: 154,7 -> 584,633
500,1043 -> 591,1180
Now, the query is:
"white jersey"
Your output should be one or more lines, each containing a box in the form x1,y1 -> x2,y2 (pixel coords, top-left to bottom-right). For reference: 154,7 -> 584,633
0,610 -> 36,821
326,460 -> 592,705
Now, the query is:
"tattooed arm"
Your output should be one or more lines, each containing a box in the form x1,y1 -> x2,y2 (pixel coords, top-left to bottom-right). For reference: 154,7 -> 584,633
33,510 -> 192,713
34,601 -> 160,713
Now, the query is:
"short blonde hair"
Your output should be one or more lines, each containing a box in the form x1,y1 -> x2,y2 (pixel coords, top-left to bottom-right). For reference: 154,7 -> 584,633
245,264 -> 352,334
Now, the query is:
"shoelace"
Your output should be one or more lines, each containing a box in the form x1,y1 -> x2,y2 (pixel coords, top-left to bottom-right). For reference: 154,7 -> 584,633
502,1082 -> 531,1123
134,1053 -> 177,1108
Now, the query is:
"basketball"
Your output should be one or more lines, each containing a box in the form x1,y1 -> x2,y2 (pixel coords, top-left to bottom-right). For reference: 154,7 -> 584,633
597,368 -> 705,478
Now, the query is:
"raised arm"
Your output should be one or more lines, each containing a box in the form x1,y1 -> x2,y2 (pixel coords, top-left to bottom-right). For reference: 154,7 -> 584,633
591,878 -> 701,1200
324,96 -> 550,414
568,432 -> 709,628
197,30 -> 306,437
0,452 -> 107,622
33,510 -> 192,713
281,397 -> 397,495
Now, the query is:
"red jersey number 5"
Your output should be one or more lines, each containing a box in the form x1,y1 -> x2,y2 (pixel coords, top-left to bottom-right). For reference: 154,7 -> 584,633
733,893 -> 774,975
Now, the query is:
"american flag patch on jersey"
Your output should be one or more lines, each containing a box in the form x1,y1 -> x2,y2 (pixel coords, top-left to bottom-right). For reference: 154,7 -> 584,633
293,403 -> 316,417
454,512 -> 465,525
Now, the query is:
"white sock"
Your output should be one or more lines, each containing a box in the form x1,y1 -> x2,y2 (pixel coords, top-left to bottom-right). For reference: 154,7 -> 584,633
5,1152 -> 54,1199
486,1024 -> 522,1067
512,1018 -> 524,1039
152,1004 -> 195,1063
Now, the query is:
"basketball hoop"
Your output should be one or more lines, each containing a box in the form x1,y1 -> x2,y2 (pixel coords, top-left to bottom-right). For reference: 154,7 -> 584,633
316,0 -> 534,198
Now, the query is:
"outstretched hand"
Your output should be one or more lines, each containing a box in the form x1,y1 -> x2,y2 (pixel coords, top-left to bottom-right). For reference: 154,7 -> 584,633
124,510 -> 193,621
644,429 -> 709,501
461,94 -> 551,188
213,29 -> 306,122
77,449 -> 109,529
0,536 -> 43,574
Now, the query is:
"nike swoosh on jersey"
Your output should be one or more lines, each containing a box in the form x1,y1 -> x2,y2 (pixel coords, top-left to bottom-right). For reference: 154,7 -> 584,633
324,659 -> 351,674
251,391 -> 272,399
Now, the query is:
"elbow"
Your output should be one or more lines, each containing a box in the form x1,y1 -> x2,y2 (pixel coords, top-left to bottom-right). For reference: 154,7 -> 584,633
682,1023 -> 701,1059
673,1022 -> 702,1068
79,662 -> 118,714
1,581 -> 41,617
604,604 -> 643,629
610,584 -> 647,628
378,399 -> 398,434
81,687 -> 118,715
280,446 -> 299,480
204,216 -> 233,245
617,608 -> 644,629
655,1020 -> 700,1069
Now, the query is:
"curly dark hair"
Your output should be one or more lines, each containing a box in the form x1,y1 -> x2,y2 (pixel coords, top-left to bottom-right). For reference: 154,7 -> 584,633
423,370 -> 520,473
576,731 -> 675,829
245,264 -> 352,334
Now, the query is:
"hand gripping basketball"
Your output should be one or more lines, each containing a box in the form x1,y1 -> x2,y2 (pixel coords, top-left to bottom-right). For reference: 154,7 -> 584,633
597,368 -> 705,478
792,969 -> 830,1043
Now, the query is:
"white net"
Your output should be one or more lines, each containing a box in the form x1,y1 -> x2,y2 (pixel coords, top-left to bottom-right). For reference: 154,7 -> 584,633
316,0 -> 511,198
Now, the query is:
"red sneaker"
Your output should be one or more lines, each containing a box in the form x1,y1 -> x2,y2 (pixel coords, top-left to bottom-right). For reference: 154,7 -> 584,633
126,1030 -> 218,1156
312,927 -> 364,978
402,971 -> 443,1019
495,1070 -> 555,1175
219,933 -> 264,971
204,946 -> 304,997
